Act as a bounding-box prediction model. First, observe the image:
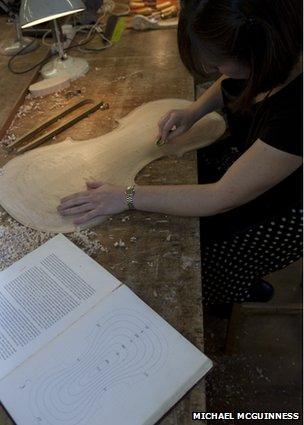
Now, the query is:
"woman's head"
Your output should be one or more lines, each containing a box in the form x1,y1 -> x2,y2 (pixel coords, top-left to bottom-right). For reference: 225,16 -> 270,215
178,0 -> 302,109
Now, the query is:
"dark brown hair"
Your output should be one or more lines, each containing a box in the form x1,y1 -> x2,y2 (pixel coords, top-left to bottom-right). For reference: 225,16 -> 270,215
178,0 -> 302,110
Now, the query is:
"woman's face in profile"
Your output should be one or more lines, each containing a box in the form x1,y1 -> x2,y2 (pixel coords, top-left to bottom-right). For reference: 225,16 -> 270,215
197,45 -> 250,79
201,59 -> 250,79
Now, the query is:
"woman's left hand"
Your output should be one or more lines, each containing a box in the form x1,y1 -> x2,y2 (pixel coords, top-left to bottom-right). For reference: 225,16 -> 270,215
57,181 -> 126,225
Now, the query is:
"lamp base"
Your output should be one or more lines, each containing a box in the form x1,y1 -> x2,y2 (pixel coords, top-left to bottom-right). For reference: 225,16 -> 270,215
41,56 -> 90,81
1,37 -> 38,56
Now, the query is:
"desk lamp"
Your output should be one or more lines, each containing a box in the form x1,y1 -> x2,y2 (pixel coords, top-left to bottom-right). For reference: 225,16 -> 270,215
19,0 -> 90,80
0,0 -> 38,56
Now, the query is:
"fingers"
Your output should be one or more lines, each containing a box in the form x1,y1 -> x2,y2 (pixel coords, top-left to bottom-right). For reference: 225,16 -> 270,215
60,181 -> 103,204
157,111 -> 171,128
58,203 -> 94,216
157,111 -> 174,140
166,125 -> 185,142
60,191 -> 89,203
74,209 -> 100,225
160,115 -> 178,142
58,195 -> 90,210
86,181 -> 103,189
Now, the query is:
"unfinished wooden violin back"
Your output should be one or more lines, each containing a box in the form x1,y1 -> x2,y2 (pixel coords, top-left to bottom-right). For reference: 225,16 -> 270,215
0,99 -> 225,233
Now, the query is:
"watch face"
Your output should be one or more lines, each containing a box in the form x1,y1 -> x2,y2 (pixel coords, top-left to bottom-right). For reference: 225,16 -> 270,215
127,186 -> 135,194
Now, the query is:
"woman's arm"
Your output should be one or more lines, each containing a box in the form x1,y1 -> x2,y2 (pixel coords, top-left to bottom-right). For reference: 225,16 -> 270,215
188,74 -> 227,121
134,140 -> 302,216
58,140 -> 302,224
158,75 -> 227,142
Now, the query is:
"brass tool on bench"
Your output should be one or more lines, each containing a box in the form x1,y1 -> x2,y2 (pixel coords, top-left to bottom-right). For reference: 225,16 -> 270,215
8,99 -> 109,155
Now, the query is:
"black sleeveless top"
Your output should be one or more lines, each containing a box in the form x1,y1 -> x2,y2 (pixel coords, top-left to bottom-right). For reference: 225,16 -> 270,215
202,74 -> 303,238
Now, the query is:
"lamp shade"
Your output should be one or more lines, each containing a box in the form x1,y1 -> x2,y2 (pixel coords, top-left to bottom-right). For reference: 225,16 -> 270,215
20,0 -> 86,28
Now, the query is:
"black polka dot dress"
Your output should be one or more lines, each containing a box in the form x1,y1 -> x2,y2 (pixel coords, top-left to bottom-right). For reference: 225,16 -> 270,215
201,206 -> 303,304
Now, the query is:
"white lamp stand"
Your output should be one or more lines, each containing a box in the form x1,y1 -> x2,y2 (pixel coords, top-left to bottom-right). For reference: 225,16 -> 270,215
42,19 -> 89,80
41,56 -> 89,80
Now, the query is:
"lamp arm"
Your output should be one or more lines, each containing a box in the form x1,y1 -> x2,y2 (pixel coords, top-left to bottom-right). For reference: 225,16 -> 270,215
53,19 -> 67,60
0,0 -> 13,15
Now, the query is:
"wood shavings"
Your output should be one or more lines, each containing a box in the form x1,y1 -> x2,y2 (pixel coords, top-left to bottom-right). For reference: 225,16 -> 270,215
65,90 -> 82,99
162,251 -> 178,258
121,216 -> 130,222
0,217 -> 107,271
0,100 -> 42,149
0,88 -> 77,151
163,288 -> 177,303
16,103 -> 34,118
113,75 -> 126,82
0,218 -> 52,270
0,225 -> 5,237
0,133 -> 16,149
181,255 -> 193,270
114,239 -> 126,248
130,71 -> 143,79
69,230 -> 108,256
48,92 -> 70,110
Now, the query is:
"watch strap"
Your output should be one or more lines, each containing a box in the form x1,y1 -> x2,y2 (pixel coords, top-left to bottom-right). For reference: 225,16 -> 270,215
125,185 -> 136,210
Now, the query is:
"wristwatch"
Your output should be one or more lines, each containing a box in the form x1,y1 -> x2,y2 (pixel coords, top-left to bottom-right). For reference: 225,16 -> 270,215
125,185 -> 136,210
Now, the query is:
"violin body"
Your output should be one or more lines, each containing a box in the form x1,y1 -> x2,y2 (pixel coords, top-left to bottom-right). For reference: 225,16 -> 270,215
0,99 -> 225,233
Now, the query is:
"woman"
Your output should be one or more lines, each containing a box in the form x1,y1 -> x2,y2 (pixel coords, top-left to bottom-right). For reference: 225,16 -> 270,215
58,0 -> 302,306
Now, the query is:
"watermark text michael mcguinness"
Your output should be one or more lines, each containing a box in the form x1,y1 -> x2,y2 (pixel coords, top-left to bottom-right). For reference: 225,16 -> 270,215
192,412 -> 300,420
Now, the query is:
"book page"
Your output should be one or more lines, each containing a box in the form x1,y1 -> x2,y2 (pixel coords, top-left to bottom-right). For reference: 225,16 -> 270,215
0,234 -> 120,380
0,284 -> 212,425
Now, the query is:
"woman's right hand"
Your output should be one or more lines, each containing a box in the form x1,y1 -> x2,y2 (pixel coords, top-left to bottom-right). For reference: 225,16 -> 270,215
157,108 -> 197,144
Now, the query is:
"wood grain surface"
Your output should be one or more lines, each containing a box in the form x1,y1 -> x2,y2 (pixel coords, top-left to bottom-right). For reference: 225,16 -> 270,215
0,27 -> 207,425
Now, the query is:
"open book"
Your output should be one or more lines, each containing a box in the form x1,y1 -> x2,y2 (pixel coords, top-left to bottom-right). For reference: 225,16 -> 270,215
0,234 -> 212,425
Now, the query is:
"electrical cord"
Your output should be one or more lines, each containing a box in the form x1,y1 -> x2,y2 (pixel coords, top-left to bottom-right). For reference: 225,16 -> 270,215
7,29 -> 52,75
78,34 -> 112,52
7,30 -> 97,74
41,29 -> 53,47
76,24 -> 112,52
7,4 -> 118,74
71,15 -> 112,52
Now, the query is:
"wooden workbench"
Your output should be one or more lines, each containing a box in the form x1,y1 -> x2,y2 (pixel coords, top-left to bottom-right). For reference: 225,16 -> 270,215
0,27 -> 207,425
0,17 -> 48,139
